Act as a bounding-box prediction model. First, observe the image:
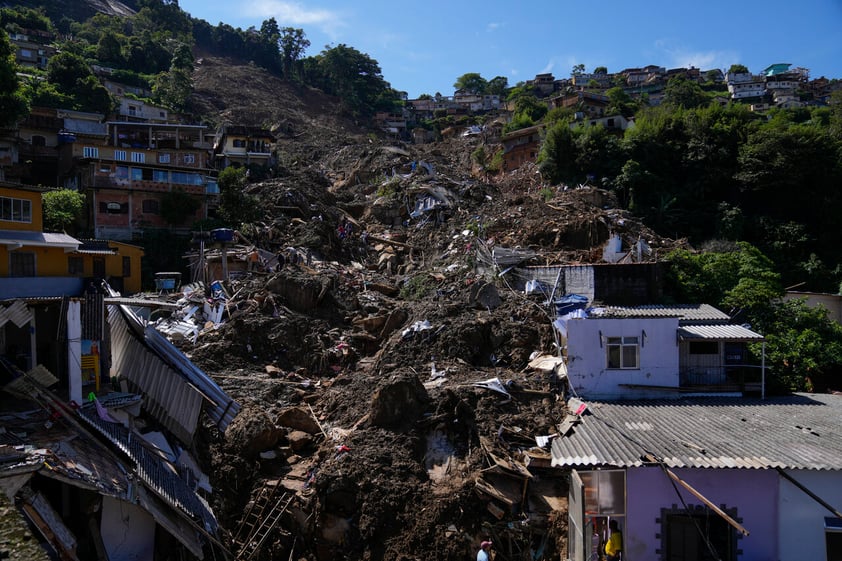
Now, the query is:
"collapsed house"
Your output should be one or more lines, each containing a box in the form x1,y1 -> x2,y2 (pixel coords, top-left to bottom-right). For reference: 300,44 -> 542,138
0,292 -> 240,560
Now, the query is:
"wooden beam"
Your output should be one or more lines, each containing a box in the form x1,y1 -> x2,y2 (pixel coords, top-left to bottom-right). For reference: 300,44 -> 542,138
645,454 -> 749,536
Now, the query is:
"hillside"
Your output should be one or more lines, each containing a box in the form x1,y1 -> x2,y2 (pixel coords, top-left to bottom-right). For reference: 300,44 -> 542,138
176,56 -> 687,561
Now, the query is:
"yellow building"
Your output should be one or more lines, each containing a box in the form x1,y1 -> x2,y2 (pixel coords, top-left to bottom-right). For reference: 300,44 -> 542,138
0,183 -> 144,297
0,183 -> 83,298
72,239 -> 145,294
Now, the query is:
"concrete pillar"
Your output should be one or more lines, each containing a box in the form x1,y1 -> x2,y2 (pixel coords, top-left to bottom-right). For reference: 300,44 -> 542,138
67,300 -> 82,405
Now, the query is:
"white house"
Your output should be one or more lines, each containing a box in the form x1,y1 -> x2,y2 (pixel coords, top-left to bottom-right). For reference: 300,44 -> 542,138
564,304 -> 765,400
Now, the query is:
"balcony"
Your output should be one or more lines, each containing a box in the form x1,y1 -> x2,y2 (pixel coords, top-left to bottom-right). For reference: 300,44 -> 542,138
0,276 -> 84,298
679,366 -> 763,394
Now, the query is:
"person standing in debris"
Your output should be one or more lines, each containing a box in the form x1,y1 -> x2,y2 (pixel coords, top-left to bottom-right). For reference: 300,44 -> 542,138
275,250 -> 286,272
477,540 -> 493,561
248,248 -> 261,271
604,520 -> 623,561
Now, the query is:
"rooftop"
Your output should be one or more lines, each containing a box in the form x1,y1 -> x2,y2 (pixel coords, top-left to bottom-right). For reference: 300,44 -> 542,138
551,393 -> 842,471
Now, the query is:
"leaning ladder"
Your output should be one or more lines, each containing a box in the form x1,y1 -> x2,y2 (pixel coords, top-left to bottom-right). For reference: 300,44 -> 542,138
233,482 -> 294,560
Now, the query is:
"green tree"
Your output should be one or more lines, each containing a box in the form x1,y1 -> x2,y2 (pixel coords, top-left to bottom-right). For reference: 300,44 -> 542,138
217,167 -> 261,226
750,299 -> 842,393
486,76 -> 508,96
605,86 -> 638,118
96,30 -> 125,66
153,42 -> 193,109
663,242 -> 781,317
42,189 -> 85,234
453,72 -> 487,94
304,44 -> 391,116
160,188 -> 200,225
538,120 -> 576,184
662,75 -> 709,109
594,66 -> 608,75
571,63 -> 586,77
0,29 -> 28,126
279,27 -> 309,80
727,64 -> 749,75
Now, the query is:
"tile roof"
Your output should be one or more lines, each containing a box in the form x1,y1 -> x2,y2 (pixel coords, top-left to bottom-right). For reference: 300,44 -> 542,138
551,394 -> 842,471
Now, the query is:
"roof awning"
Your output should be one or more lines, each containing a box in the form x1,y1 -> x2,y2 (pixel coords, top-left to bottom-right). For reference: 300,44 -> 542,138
0,230 -> 80,252
678,324 -> 764,342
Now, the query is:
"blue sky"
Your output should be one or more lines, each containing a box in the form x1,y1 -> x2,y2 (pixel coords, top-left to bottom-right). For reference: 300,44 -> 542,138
176,0 -> 842,98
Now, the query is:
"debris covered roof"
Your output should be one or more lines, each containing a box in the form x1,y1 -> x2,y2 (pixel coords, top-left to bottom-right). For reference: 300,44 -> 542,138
551,393 -> 842,471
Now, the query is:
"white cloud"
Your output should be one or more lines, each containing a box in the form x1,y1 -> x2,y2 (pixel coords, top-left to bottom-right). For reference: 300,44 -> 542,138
246,1 -> 346,37
540,59 -> 555,74
486,22 -> 503,32
653,38 -> 738,70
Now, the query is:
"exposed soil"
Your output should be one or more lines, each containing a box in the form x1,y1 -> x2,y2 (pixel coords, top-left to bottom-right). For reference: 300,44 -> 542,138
171,56 -> 688,561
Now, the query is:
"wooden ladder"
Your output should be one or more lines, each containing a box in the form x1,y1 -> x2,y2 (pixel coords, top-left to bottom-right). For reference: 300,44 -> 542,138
234,481 -> 294,560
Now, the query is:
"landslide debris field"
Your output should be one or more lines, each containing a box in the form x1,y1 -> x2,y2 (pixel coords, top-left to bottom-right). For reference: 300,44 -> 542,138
171,57 -> 686,561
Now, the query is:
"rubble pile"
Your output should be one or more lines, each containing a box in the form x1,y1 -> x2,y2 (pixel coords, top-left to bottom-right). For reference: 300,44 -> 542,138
133,57 -> 695,561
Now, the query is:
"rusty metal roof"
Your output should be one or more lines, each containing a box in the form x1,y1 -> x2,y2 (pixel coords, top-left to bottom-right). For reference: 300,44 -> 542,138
551,394 -> 842,471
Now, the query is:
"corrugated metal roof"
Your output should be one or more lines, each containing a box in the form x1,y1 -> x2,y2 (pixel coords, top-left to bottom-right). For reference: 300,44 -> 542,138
0,230 -> 80,249
77,405 -> 217,531
551,394 -> 842,471
107,297 -> 240,437
0,300 -> 33,328
678,324 -> 765,341
108,308 -> 204,444
591,304 -> 729,323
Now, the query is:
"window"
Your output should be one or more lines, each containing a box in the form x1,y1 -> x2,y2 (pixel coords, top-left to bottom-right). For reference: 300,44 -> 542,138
689,341 -> 719,355
83,146 -> 99,158
31,135 -> 46,147
92,258 -> 105,279
662,507 -> 737,561
114,150 -> 127,161
100,202 -> 128,214
153,169 -> 168,182
131,152 -> 145,163
826,518 -> 842,561
68,256 -> 84,275
233,139 -> 246,148
158,153 -> 171,163
115,166 -> 129,179
122,256 -> 131,277
130,167 -> 153,181
183,153 -> 195,164
142,199 -> 159,214
606,336 -> 639,369
0,197 -> 32,223
10,252 -> 35,277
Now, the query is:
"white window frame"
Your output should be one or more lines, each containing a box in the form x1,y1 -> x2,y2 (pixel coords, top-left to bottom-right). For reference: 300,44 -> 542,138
131,152 -> 145,163
83,146 -> 99,158
182,153 -> 195,164
0,196 -> 32,223
158,153 -> 171,164
114,150 -> 127,161
606,336 -> 639,369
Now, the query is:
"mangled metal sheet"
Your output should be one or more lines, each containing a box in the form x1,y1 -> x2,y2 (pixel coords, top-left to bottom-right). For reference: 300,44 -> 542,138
77,405 -> 217,533
108,309 -> 203,443
0,299 -> 33,328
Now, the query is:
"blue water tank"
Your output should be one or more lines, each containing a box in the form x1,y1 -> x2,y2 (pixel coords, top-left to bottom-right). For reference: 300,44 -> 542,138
211,228 -> 234,242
